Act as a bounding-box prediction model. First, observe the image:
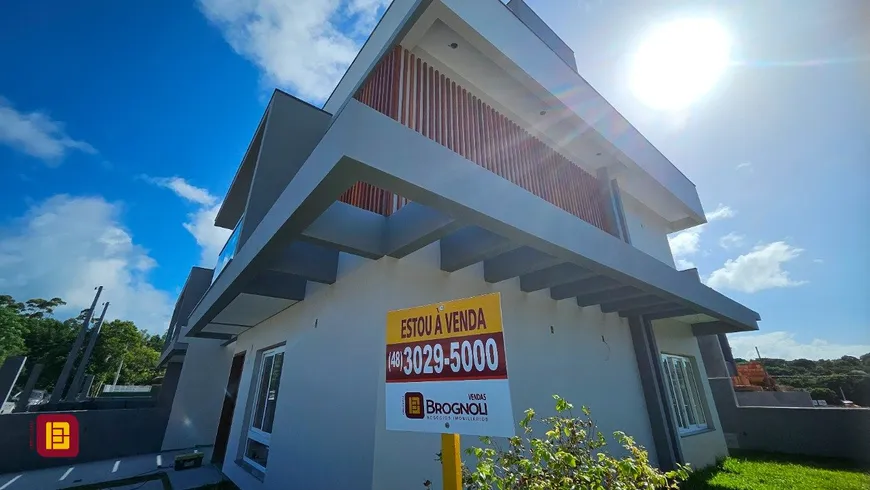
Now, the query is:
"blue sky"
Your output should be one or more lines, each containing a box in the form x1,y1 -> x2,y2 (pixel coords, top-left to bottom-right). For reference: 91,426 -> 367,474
0,0 -> 866,359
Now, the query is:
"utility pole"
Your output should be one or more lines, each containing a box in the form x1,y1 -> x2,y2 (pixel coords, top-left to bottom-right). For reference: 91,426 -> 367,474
50,286 -> 102,404
67,301 -> 110,401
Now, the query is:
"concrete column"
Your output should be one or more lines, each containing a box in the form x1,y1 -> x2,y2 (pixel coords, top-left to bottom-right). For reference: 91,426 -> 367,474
596,167 -> 624,240
697,335 -> 731,379
79,374 -> 95,399
628,317 -> 683,469
50,286 -> 102,404
0,356 -> 27,406
597,167 -> 632,244
717,334 -> 738,377
68,302 -> 110,401
156,361 -> 183,412
14,363 -> 43,412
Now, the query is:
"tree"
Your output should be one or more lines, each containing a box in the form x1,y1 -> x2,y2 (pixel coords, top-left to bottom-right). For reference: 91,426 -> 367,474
735,352 -> 870,406
1,294 -> 165,393
22,298 -> 66,318
18,316 -> 78,391
809,387 -> 837,403
0,306 -> 28,363
88,320 -> 162,387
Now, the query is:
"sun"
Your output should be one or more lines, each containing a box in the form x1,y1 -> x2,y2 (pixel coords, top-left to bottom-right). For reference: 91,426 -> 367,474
630,18 -> 732,111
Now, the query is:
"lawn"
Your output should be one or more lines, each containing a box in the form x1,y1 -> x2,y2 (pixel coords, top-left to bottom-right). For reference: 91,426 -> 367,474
682,451 -> 870,490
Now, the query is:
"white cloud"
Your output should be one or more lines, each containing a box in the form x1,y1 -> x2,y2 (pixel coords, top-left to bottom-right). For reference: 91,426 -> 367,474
719,232 -> 745,249
706,241 -> 807,293
669,229 -> 701,258
150,176 -> 230,267
197,0 -> 390,102
148,176 -> 217,206
668,203 -> 737,268
728,331 -> 870,361
0,97 -> 96,164
674,258 -> 696,270
0,195 -> 172,334
705,204 -> 736,222
813,258 -> 824,264
736,161 -> 753,172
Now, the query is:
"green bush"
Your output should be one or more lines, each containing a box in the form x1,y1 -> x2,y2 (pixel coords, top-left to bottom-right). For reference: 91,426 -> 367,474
439,395 -> 689,489
808,387 -> 838,403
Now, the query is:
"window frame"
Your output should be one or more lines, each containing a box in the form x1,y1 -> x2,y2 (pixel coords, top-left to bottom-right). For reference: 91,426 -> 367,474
660,353 -> 709,436
242,345 -> 285,473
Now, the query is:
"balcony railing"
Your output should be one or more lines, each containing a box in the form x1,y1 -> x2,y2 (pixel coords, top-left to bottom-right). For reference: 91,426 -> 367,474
343,45 -> 610,233
213,216 -> 242,284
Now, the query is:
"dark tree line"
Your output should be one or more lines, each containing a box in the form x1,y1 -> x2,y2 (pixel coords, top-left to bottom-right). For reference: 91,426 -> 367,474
0,294 -> 165,394
735,354 -> 870,405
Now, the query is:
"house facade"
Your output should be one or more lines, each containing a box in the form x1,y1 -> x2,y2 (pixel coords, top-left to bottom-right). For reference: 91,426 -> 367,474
157,1 -> 762,488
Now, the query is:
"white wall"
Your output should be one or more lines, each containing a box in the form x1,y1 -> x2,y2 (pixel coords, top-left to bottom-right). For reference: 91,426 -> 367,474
220,243 -> 659,490
653,320 -> 729,469
162,338 -> 233,451
622,195 -> 676,268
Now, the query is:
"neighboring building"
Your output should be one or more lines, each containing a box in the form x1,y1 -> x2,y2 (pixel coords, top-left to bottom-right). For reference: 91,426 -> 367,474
157,1 -> 762,488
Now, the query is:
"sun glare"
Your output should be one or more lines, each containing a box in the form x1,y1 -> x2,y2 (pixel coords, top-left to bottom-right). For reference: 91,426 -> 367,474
630,18 -> 732,111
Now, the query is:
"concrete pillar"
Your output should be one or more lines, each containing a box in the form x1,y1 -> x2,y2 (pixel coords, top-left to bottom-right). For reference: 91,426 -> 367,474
68,302 -> 109,401
14,363 -> 43,412
717,334 -> 738,377
697,335 -> 731,379
0,356 -> 27,406
79,374 -> 95,399
156,361 -> 183,412
628,318 -> 683,469
50,286 -> 102,403
597,167 -> 628,241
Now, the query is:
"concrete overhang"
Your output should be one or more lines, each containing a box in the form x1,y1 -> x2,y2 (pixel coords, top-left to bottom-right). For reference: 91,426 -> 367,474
214,115 -> 267,230
324,0 -> 706,231
157,342 -> 188,368
158,266 -> 214,361
185,100 -> 760,338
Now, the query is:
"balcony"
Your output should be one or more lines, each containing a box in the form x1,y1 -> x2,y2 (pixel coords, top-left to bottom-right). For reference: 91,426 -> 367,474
213,216 -> 242,284
157,266 -> 214,367
337,45 -> 613,236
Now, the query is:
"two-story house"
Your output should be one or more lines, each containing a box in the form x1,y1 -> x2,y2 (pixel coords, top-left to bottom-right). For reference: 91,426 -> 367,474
156,1 -> 762,489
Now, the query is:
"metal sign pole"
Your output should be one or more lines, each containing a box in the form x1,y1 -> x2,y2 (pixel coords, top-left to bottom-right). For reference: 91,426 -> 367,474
441,433 -> 462,490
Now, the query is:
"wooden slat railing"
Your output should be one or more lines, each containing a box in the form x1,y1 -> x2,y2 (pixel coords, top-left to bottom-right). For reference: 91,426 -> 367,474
345,46 -> 609,233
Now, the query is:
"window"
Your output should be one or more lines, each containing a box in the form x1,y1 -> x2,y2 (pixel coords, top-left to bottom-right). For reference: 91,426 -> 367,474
660,353 -> 708,435
243,346 -> 285,472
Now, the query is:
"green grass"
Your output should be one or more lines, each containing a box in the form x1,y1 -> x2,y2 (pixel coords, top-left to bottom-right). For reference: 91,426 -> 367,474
682,451 -> 870,490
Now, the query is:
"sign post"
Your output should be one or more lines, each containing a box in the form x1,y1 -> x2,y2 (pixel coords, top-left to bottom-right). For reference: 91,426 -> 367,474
441,433 -> 462,490
386,292 -> 515,489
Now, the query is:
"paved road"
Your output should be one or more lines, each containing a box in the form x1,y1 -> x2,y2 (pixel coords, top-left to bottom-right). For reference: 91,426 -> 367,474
0,449 -> 224,490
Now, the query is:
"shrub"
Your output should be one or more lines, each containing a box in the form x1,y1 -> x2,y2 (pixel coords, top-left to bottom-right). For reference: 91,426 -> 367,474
435,395 -> 689,489
808,387 -> 838,403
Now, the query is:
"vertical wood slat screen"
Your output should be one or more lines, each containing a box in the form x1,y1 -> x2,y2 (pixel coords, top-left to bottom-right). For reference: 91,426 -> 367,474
346,46 -> 609,233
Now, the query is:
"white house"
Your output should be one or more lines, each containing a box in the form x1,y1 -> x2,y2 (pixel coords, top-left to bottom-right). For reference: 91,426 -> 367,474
157,1 -> 762,488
